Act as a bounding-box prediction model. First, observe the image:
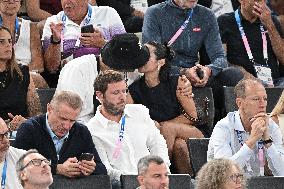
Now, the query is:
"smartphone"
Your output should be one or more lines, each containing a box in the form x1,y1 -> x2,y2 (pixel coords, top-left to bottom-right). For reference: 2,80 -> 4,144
81,24 -> 94,33
196,67 -> 204,79
78,153 -> 94,161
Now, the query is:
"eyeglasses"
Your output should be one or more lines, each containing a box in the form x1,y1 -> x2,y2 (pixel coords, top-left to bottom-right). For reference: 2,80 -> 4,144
228,173 -> 244,184
0,131 -> 10,141
20,159 -> 51,171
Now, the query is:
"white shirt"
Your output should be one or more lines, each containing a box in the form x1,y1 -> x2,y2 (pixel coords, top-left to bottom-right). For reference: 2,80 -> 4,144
0,147 -> 26,189
87,104 -> 170,181
208,111 -> 284,176
42,5 -> 126,62
56,54 -> 142,124
15,19 -> 31,66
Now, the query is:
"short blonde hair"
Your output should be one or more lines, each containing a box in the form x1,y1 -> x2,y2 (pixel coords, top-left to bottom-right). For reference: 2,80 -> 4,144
196,159 -> 244,189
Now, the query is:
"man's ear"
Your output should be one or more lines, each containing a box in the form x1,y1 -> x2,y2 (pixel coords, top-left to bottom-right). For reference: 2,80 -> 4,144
96,91 -> 104,103
137,175 -> 144,186
236,97 -> 243,108
20,171 -> 28,182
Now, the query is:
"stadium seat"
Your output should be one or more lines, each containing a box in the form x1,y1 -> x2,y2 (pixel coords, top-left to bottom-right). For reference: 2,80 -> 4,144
50,175 -> 111,189
36,88 -> 56,112
247,176 -> 284,189
187,138 -> 209,178
120,174 -> 193,189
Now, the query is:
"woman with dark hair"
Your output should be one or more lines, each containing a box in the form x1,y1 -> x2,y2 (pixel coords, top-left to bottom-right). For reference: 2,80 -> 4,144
0,0 -> 48,88
127,41 -> 204,174
0,26 -> 41,130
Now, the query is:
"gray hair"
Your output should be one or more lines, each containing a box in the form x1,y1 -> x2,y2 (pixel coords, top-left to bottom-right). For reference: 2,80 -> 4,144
234,78 -> 263,98
50,90 -> 83,111
16,149 -> 39,187
137,155 -> 165,175
196,158 -> 245,189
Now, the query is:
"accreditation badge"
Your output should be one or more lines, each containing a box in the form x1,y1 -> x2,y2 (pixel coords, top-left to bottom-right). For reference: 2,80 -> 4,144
254,64 -> 274,87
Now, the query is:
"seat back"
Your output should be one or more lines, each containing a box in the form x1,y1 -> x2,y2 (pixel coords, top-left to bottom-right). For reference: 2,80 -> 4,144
36,88 -> 56,112
187,138 -> 209,178
120,174 -> 193,189
247,176 -> 284,189
50,175 -> 111,189
223,86 -> 284,113
192,87 -> 215,135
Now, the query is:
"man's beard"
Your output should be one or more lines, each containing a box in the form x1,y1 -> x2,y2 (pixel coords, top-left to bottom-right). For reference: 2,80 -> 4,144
102,99 -> 125,116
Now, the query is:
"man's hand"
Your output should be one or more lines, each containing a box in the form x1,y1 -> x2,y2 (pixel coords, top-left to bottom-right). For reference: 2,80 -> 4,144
79,29 -> 106,48
79,159 -> 96,176
176,75 -> 194,98
7,113 -> 26,131
246,113 -> 268,149
57,158 -> 81,178
50,22 -> 63,41
253,1 -> 273,28
184,64 -> 211,87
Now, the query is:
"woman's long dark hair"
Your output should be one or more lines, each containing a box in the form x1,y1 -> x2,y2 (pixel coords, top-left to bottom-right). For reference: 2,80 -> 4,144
0,26 -> 23,81
146,41 -> 175,82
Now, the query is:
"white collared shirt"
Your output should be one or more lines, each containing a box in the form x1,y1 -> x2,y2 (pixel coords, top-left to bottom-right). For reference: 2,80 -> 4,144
86,104 -> 170,181
208,111 -> 284,176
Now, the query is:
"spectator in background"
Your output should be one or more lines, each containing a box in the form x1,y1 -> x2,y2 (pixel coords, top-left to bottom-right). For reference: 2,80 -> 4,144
196,159 -> 245,189
137,155 -> 169,189
0,26 -> 41,130
208,79 -> 284,176
270,90 -> 284,139
87,70 -> 170,187
253,0 -> 284,66
0,0 -> 48,88
56,33 -> 146,124
218,0 -> 284,86
0,117 -> 26,189
41,0 -> 125,87
143,0 -> 244,123
96,0 -> 145,33
16,149 -> 53,189
14,91 -> 107,178
127,42 -> 204,174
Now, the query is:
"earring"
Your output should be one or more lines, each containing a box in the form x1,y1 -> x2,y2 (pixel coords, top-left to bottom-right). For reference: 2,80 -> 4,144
157,64 -> 161,71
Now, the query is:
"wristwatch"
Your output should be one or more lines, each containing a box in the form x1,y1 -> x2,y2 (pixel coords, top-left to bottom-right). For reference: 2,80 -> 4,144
50,35 -> 61,44
263,138 -> 273,144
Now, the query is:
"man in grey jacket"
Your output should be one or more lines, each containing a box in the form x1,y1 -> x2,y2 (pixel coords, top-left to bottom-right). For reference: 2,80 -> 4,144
143,0 -> 244,123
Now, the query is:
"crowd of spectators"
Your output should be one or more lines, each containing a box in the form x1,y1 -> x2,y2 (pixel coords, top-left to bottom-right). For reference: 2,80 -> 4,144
0,0 -> 284,188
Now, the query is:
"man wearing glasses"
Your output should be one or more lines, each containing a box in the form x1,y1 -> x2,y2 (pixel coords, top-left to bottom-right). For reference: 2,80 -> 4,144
208,79 -> 284,176
0,117 -> 26,189
16,149 -> 53,189
13,91 -> 107,178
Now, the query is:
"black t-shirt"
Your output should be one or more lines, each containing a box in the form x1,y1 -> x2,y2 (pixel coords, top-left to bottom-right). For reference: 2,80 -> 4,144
218,9 -> 282,79
128,75 -> 180,122
0,65 -> 30,120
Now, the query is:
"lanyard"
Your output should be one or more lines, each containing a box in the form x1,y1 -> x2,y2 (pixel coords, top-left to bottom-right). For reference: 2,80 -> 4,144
60,4 -> 93,50
1,158 -> 7,189
168,9 -> 193,46
113,115 -> 126,159
236,130 -> 265,176
0,16 -> 19,44
234,10 -> 268,65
